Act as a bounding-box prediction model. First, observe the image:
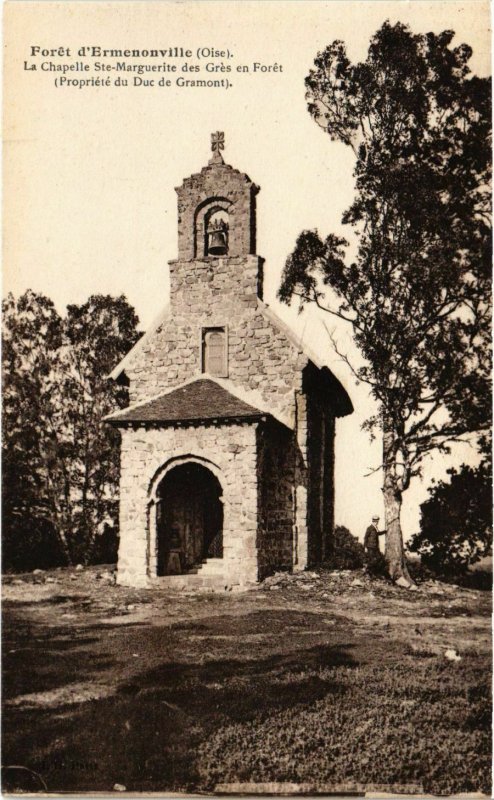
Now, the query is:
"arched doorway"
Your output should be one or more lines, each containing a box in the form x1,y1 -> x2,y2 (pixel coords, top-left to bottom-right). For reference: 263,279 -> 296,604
155,462 -> 223,576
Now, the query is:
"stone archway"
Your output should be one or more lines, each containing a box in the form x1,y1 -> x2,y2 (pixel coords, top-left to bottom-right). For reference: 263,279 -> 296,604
154,461 -> 223,576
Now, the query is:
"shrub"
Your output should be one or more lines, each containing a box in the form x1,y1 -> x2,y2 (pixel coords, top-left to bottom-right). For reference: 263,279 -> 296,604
329,525 -> 365,570
408,461 -> 492,576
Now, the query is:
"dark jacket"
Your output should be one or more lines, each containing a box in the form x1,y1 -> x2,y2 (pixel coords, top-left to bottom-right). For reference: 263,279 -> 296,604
364,524 -> 386,552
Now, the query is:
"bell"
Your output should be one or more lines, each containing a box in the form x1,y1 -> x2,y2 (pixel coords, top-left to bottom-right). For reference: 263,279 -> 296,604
208,229 -> 228,256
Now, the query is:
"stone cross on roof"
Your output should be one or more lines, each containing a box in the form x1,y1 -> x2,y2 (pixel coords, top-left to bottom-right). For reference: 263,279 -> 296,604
210,131 -> 225,164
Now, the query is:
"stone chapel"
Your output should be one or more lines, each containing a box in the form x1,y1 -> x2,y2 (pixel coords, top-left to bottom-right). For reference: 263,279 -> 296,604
106,132 -> 353,589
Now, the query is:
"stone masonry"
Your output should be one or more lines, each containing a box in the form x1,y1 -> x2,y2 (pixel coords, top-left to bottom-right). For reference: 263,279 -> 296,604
106,133 -> 352,589
117,423 -> 259,588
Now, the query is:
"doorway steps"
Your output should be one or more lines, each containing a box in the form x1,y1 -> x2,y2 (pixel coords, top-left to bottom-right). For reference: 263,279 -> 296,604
153,558 -> 228,590
196,557 -> 224,576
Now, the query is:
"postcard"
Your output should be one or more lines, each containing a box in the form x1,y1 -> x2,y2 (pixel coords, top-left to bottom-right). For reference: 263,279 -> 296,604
3,2 -> 491,796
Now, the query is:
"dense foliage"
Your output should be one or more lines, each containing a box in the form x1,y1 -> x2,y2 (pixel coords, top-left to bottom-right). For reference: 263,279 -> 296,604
408,459 -> 492,575
279,22 -> 491,583
330,525 -> 365,570
2,291 -> 140,569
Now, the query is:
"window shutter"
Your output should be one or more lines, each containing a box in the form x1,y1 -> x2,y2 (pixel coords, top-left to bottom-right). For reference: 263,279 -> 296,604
205,330 -> 225,376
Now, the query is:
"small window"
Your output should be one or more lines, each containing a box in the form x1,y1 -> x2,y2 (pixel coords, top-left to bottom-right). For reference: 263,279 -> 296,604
202,327 -> 227,377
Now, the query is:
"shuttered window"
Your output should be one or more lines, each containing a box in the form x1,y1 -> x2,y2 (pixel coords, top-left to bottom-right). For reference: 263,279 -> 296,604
202,327 -> 227,377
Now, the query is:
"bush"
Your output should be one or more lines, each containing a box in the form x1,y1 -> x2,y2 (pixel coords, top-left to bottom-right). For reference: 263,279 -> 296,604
90,524 -> 119,565
329,525 -> 365,570
408,461 -> 492,576
2,517 -> 66,572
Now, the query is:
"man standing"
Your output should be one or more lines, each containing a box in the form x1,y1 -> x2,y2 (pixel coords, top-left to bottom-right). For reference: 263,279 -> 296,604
364,515 -> 386,575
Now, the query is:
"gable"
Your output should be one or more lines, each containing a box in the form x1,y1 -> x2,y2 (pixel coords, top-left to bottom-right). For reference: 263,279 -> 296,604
109,297 -> 352,419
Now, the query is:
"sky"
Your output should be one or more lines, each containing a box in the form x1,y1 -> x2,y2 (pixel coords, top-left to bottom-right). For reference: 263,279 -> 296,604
4,0 -> 491,542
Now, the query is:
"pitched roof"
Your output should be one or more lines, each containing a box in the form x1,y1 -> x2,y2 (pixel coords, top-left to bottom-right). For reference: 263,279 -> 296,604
105,378 -> 266,426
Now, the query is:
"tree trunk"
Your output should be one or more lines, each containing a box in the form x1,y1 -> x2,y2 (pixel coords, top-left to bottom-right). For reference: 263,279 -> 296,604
383,479 -> 413,584
382,418 -> 414,586
52,510 -> 72,566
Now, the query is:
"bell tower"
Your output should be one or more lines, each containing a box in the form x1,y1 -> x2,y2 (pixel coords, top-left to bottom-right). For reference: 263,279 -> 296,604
172,132 -> 263,274
168,133 -> 264,310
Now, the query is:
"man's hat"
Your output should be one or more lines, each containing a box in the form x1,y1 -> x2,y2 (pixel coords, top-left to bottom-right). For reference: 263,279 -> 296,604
372,515 -> 380,521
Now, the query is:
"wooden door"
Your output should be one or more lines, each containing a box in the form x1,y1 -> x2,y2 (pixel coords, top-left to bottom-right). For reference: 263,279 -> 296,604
156,464 -> 223,575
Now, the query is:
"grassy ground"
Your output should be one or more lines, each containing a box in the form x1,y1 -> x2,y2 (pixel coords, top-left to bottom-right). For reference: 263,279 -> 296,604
2,566 -> 491,795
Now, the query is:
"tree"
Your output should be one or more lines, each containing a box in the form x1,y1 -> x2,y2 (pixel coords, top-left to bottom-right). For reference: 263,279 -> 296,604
279,22 -> 491,584
60,295 -> 140,562
2,291 -> 69,567
2,291 -> 140,569
408,458 -> 492,575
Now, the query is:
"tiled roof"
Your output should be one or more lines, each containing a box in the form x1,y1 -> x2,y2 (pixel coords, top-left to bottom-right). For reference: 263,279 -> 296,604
105,378 -> 266,426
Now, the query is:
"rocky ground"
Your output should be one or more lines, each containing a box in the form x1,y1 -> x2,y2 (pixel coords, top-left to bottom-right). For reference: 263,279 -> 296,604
2,565 -> 491,795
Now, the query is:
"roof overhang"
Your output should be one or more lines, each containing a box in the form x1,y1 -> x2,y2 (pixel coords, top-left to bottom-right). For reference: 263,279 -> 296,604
105,376 -> 275,428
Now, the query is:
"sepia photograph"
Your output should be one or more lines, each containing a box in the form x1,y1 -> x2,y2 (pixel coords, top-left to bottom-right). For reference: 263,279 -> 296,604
2,1 -> 492,796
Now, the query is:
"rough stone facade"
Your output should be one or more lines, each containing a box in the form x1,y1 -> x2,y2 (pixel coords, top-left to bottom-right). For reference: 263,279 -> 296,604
117,422 -> 259,588
128,255 -> 305,425
107,135 -> 352,589
256,420 -> 298,579
175,156 -> 258,260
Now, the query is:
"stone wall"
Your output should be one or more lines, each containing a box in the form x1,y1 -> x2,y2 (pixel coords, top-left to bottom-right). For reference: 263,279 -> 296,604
306,391 -> 336,564
256,421 -> 298,579
125,153 -> 307,420
176,160 -> 258,260
117,421 -> 259,588
323,411 -> 336,561
126,255 -> 307,427
115,373 -> 338,586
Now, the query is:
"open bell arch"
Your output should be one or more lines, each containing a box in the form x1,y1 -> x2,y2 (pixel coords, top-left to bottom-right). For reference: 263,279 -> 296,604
193,197 -> 232,258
